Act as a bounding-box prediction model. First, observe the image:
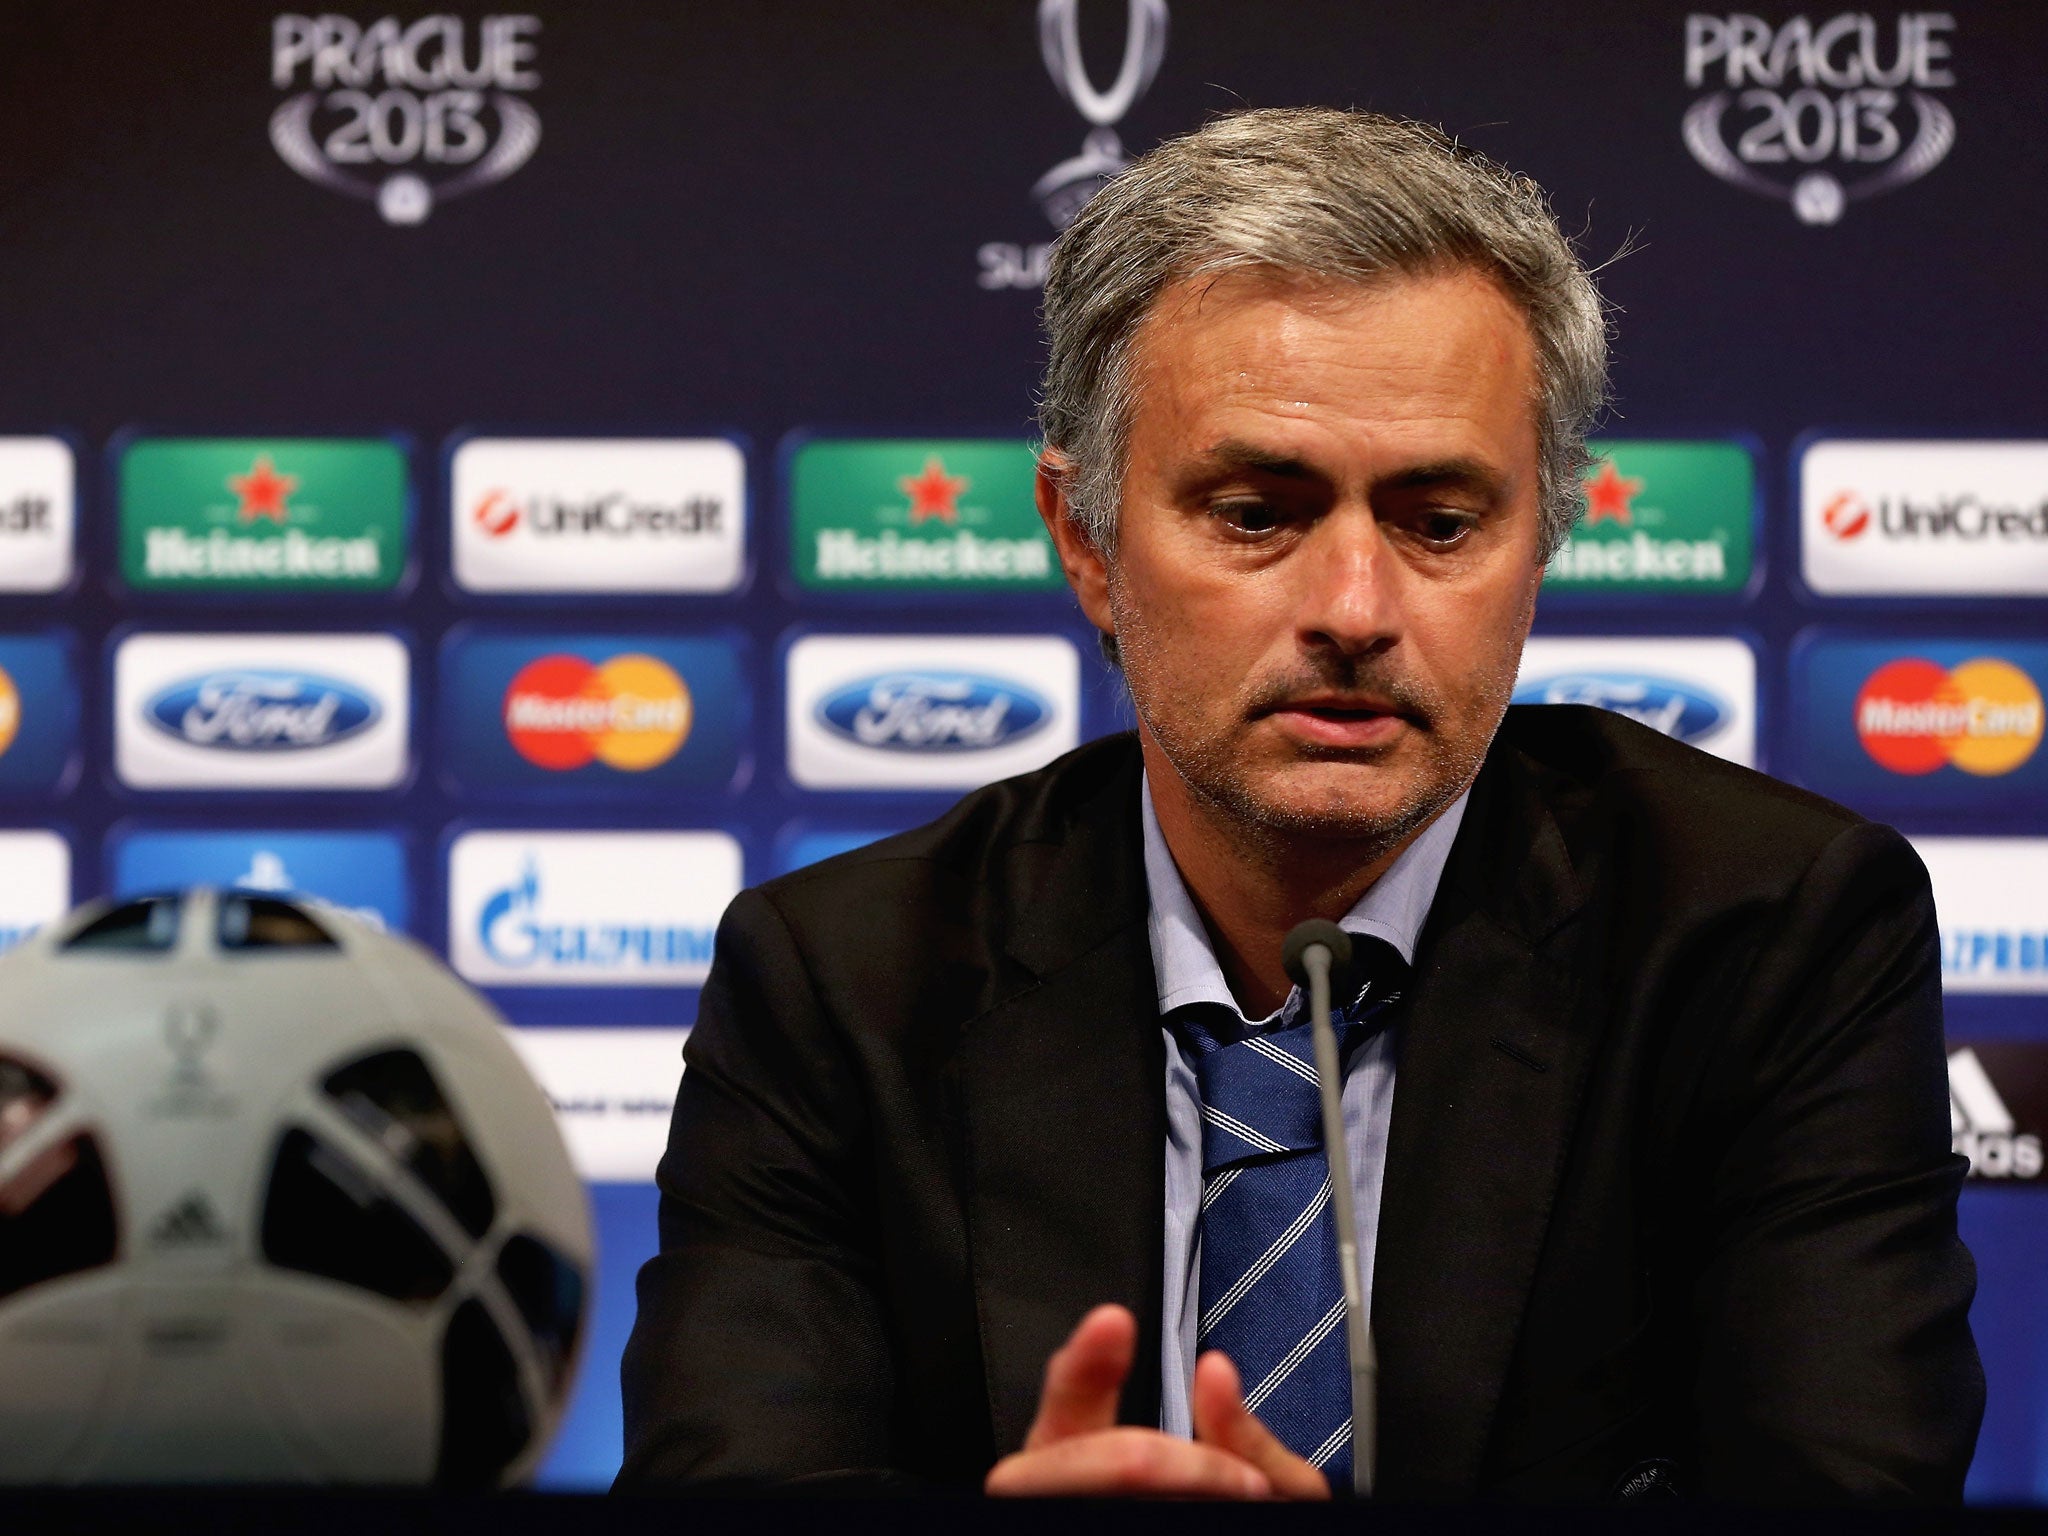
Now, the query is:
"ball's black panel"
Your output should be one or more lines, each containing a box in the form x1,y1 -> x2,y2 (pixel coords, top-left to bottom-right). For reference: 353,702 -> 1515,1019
60,897 -> 180,953
216,895 -> 338,952
495,1233 -> 586,1395
0,1055 -> 58,1152
322,1050 -> 496,1240
261,1127 -> 455,1302
437,1298 -> 531,1486
0,1132 -> 118,1302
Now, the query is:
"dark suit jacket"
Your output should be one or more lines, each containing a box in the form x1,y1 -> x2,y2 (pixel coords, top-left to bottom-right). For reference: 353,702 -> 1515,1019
618,706 -> 1983,1501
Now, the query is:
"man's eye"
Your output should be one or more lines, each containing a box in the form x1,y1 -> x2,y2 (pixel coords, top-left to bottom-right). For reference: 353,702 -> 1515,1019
1214,501 -> 1284,534
1415,511 -> 1476,548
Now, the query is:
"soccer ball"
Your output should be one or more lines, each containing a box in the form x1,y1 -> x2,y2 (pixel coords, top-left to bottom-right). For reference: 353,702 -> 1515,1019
0,888 -> 592,1485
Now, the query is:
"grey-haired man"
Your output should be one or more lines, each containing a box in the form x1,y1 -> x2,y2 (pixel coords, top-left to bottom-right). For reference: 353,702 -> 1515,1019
621,108 -> 1981,1502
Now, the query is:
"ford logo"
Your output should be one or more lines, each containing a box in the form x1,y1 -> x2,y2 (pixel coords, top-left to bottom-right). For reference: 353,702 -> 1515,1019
1513,672 -> 1727,744
816,672 -> 1049,752
144,669 -> 381,752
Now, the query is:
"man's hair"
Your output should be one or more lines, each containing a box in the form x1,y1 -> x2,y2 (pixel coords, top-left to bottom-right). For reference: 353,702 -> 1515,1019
1038,106 -> 1609,562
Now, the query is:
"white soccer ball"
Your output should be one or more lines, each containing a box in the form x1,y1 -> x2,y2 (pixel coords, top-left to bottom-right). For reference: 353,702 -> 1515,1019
0,888 -> 592,1485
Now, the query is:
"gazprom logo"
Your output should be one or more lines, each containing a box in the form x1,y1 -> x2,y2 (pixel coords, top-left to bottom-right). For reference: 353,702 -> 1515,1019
815,671 -> 1048,752
476,857 -> 716,973
1513,671 -> 1728,745
144,669 -> 380,751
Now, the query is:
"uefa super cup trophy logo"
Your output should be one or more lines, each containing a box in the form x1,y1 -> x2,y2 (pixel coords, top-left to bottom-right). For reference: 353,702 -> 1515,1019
1033,0 -> 1169,230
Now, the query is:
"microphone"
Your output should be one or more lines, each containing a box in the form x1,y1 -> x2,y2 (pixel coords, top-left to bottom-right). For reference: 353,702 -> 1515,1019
1282,919 -> 1376,1499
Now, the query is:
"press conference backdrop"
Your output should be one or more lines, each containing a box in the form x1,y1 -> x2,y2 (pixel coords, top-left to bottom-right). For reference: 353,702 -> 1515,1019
0,0 -> 2042,1495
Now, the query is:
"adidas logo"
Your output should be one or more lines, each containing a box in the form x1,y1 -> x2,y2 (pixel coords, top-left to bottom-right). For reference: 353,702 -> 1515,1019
149,1190 -> 230,1247
1949,1048 -> 2044,1180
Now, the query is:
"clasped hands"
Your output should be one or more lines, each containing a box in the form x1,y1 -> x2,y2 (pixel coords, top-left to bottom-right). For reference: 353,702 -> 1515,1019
984,1303 -> 1332,1499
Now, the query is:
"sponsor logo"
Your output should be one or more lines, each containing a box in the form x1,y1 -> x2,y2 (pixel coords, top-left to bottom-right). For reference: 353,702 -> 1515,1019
148,1191 -> 231,1250
1949,1045 -> 2046,1181
115,634 -> 410,790
1854,657 -> 2041,777
773,827 -> 895,876
1912,839 -> 2048,995
148,1001 -> 235,1120
977,0 -> 1169,290
111,830 -> 409,934
0,830 -> 69,954
450,438 -> 745,593
791,440 -> 1060,590
1801,441 -> 2048,595
504,653 -> 691,771
119,438 -> 407,592
1681,12 -> 1957,225
144,670 -> 381,752
269,12 -> 540,225
786,635 -> 1082,789
1791,638 -> 2048,810
0,637 -> 78,794
1546,442 -> 1753,591
0,437 -> 74,592
505,1027 -> 686,1181
441,633 -> 745,792
447,831 -> 741,988
817,673 -> 1049,752
1513,673 -> 1728,745
1515,637 -> 1757,766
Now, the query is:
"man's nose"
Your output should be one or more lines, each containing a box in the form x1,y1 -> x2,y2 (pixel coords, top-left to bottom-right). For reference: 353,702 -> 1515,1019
1294,509 -> 1400,657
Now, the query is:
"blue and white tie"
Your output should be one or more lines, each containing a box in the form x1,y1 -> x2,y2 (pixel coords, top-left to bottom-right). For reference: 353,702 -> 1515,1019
1174,937 -> 1406,1489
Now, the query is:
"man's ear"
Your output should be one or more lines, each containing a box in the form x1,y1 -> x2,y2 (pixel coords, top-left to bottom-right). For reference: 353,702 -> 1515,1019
1036,449 -> 1116,640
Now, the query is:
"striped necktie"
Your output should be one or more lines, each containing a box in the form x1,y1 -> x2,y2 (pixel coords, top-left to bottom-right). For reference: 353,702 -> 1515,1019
1173,936 -> 1406,1489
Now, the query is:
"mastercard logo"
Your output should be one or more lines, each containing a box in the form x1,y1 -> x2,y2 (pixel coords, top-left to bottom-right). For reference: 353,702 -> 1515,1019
0,665 -> 17,758
503,653 -> 692,771
1855,657 -> 2043,777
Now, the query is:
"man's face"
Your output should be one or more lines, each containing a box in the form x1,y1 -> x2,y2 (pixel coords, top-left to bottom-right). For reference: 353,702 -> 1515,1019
1043,266 -> 1547,850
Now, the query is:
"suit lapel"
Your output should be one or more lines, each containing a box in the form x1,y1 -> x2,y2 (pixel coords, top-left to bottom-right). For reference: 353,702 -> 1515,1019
1372,744 -> 1596,1497
949,750 -> 1167,1456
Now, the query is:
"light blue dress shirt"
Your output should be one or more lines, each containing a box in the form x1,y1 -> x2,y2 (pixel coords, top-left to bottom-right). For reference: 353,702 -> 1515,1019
1143,778 -> 1469,1438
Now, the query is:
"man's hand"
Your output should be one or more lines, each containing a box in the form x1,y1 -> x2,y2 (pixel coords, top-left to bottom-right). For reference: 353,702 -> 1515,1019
984,1304 -> 1332,1499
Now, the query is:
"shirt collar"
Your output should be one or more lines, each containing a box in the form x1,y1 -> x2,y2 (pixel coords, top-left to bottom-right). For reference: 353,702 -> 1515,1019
1142,772 -> 1469,1026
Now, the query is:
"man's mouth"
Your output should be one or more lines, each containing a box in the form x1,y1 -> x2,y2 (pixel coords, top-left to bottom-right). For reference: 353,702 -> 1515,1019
1261,695 -> 1416,747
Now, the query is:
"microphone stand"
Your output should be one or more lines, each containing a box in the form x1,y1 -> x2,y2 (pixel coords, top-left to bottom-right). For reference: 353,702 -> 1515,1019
1286,919 -> 1376,1499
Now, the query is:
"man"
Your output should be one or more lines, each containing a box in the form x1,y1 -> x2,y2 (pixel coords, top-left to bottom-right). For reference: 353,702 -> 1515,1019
620,108 -> 1981,1500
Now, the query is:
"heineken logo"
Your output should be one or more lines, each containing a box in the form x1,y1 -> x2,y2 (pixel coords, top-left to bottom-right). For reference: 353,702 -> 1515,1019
792,440 -> 1060,590
119,438 -> 407,592
1546,441 -> 1753,593
268,13 -> 541,226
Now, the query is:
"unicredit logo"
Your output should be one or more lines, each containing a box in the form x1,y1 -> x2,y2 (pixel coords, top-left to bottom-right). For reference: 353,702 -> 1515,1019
474,490 -> 519,537
1855,657 -> 2044,776
144,670 -> 380,752
1822,492 -> 1871,540
1824,490 -> 2048,542
1512,672 -> 1728,745
816,672 -> 1048,752
502,653 -> 691,771
470,488 -> 724,541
